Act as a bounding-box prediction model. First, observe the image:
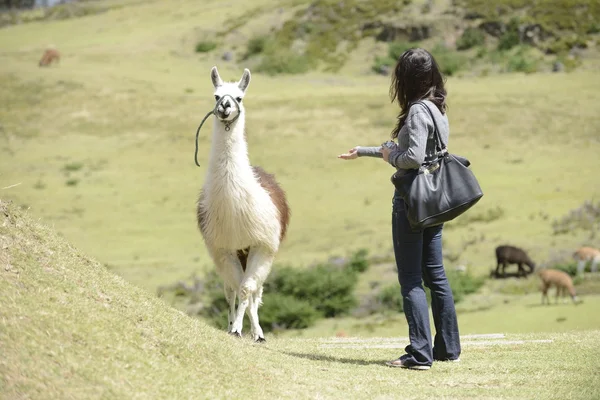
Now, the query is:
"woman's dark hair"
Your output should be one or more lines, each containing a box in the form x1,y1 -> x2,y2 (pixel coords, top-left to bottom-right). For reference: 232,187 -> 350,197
389,48 -> 447,139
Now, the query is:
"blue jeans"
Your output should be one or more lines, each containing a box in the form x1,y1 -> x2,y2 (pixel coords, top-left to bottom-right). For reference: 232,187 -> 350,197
392,193 -> 461,366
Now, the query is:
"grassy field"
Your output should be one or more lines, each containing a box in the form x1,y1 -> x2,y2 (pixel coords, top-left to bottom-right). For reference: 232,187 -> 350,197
2,200 -> 600,399
1,0 -> 599,292
2,1 -> 600,398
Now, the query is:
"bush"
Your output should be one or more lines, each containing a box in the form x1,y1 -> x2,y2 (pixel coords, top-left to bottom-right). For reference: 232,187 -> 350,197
255,46 -> 313,75
376,285 -> 404,313
506,52 -> 538,73
446,270 -> 485,303
346,248 -> 369,273
372,42 -> 417,74
258,293 -> 321,330
388,41 -> 415,60
431,44 -> 466,76
266,264 -> 358,317
456,28 -> 485,50
195,40 -> 217,53
244,35 -> 269,59
552,263 -> 578,277
498,18 -> 521,51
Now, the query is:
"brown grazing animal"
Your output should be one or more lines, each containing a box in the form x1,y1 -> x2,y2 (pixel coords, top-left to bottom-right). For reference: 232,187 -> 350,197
39,49 -> 60,67
494,245 -> 536,278
538,268 -> 579,305
573,246 -> 600,276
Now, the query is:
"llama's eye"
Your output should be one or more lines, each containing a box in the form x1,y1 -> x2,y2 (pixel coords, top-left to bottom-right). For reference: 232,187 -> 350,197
236,97 -> 242,103
214,95 -> 221,101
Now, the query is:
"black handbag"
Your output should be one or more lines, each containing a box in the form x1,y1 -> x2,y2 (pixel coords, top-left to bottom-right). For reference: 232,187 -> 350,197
391,102 -> 483,229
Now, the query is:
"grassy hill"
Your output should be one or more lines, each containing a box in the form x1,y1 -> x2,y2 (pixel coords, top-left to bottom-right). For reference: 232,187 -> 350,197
2,199 -> 600,399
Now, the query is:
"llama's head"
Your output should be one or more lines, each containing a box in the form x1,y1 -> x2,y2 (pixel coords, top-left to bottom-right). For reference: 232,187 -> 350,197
210,66 -> 250,123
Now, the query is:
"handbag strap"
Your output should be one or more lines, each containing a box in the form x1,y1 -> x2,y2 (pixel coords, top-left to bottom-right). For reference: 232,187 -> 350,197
412,101 -> 447,164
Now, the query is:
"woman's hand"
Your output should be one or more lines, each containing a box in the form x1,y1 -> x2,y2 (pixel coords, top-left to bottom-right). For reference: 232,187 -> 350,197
338,146 -> 359,160
382,146 -> 392,162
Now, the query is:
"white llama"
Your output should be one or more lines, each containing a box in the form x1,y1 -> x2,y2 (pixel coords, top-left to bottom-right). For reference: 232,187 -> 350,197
196,66 -> 290,342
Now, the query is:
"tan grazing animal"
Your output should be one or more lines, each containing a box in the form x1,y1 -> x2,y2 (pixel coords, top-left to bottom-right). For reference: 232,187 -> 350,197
538,268 -> 579,305
573,246 -> 600,276
39,48 -> 60,67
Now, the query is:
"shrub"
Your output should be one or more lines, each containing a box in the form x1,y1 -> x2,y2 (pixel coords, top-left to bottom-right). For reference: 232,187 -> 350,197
506,52 -> 538,73
63,162 -> 84,172
456,28 -> 485,50
446,270 -> 485,303
266,264 -> 358,317
258,293 -> 321,330
195,40 -> 217,53
376,285 -> 404,313
388,41 -> 415,60
431,44 -> 466,76
346,248 -> 369,274
245,35 -> 269,58
255,46 -> 313,75
552,263 -> 578,277
498,18 -> 521,51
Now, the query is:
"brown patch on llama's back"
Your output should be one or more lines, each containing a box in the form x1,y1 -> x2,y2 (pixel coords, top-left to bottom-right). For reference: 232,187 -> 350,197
39,48 -> 60,67
252,166 -> 290,242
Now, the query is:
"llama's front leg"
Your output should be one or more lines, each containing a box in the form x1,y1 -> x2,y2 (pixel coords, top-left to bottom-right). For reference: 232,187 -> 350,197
240,246 -> 274,342
223,284 -> 237,333
213,249 -> 244,336
245,285 -> 265,342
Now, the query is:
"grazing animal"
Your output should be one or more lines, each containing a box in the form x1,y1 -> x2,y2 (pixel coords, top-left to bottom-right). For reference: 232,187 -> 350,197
196,66 -> 290,342
573,246 -> 600,276
538,268 -> 579,305
39,48 -> 60,67
494,245 -> 536,278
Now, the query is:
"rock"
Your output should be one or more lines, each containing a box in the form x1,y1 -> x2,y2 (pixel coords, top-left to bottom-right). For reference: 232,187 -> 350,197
375,22 -> 431,42
552,61 -> 565,73
479,21 -> 504,38
221,51 -> 233,62
375,64 -> 391,76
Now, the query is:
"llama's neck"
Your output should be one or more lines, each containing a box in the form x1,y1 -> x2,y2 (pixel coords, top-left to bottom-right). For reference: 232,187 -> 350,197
206,116 -> 251,177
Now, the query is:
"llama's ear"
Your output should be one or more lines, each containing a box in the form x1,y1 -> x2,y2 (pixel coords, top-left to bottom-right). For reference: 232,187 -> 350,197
211,66 -> 223,88
238,68 -> 251,92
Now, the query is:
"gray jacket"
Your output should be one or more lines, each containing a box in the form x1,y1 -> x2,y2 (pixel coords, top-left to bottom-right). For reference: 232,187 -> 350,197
357,100 -> 450,171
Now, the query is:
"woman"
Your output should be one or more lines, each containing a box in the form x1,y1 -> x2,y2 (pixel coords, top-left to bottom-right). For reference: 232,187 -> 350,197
338,48 -> 461,370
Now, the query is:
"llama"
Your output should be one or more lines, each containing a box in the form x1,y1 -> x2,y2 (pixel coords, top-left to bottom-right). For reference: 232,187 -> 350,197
196,66 -> 290,342
537,268 -> 579,305
573,246 -> 600,276
494,245 -> 535,278
39,48 -> 60,67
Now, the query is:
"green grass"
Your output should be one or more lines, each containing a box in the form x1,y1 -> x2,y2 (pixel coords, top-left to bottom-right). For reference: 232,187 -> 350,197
2,200 -> 600,399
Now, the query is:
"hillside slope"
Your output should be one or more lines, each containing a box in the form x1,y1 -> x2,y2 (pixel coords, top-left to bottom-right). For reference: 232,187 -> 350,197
1,199 -> 600,399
